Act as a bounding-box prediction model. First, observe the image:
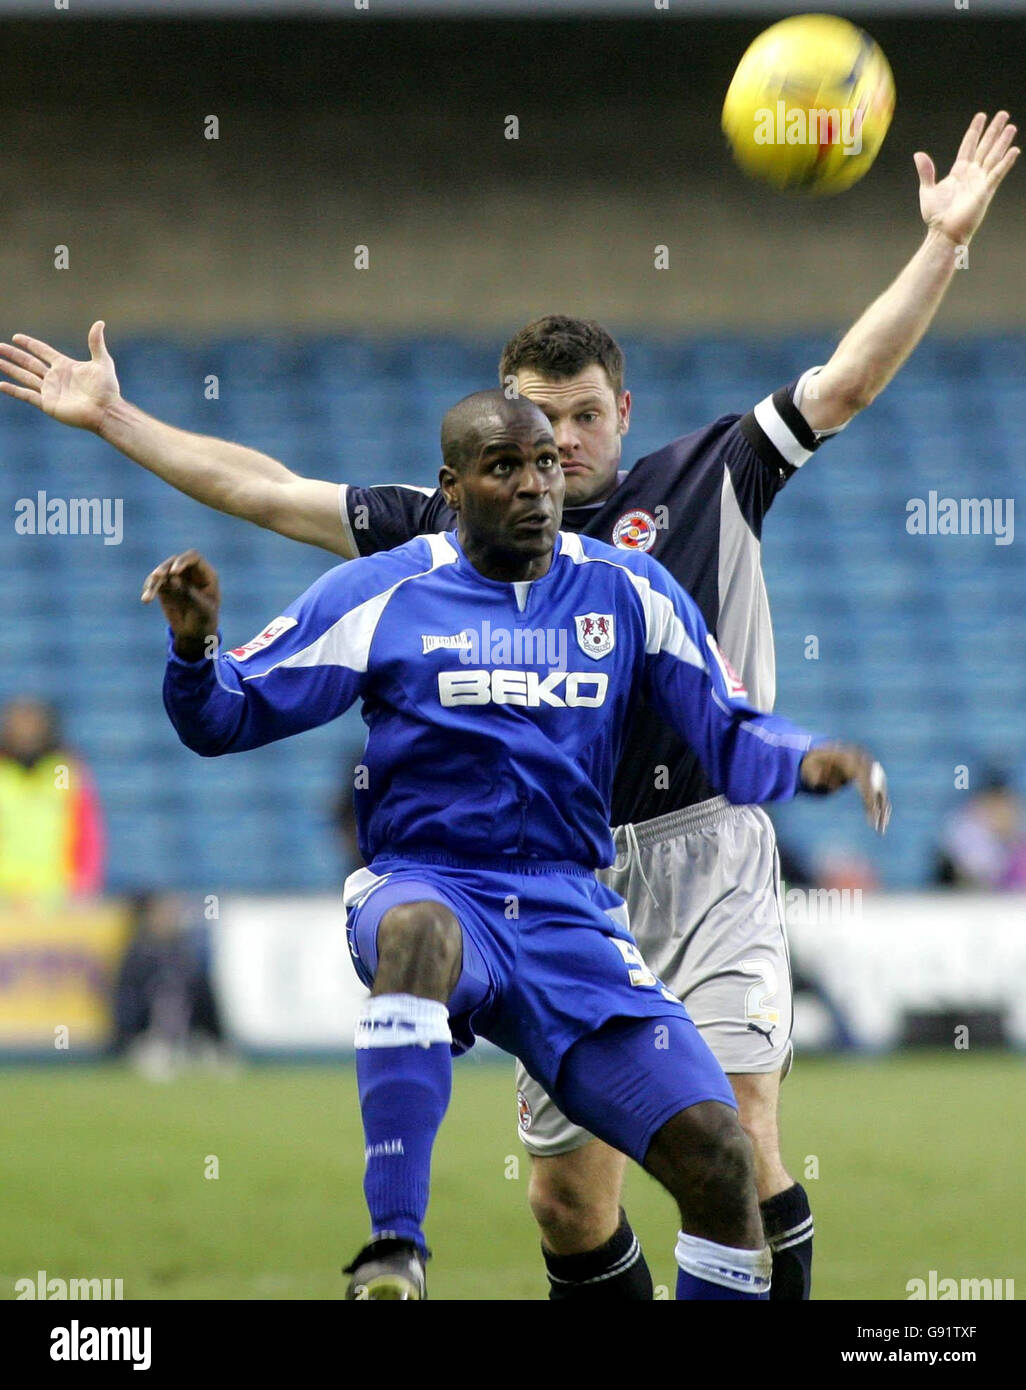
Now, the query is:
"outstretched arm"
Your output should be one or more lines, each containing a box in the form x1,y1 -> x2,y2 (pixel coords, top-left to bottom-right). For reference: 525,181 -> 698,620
801,110 -> 1019,432
0,322 -> 352,557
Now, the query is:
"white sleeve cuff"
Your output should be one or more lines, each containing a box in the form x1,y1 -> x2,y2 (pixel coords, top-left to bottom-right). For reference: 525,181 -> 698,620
338,483 -> 359,556
793,365 -> 851,441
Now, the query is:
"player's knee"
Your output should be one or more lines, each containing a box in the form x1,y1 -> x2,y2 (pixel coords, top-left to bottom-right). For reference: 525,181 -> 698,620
713,1116 -> 757,1195
731,1075 -> 783,1165
528,1159 -> 619,1251
374,900 -> 462,998
692,1105 -> 755,1193
648,1101 -> 756,1204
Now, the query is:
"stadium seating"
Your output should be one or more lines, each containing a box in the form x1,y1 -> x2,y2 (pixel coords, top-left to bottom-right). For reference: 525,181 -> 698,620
2,334 -> 1022,891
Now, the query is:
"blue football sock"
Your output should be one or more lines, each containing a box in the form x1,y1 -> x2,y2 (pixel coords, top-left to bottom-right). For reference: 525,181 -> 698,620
355,994 -> 452,1254
675,1231 -> 771,1300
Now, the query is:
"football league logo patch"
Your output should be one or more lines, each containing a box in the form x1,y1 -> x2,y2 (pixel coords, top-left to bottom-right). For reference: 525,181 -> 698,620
612,509 -> 657,552
707,634 -> 749,699
575,612 -> 615,659
228,615 -> 297,662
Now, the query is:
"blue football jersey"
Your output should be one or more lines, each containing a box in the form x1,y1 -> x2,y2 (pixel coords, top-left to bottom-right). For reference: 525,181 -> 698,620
163,530 -> 825,869
337,370 -> 844,825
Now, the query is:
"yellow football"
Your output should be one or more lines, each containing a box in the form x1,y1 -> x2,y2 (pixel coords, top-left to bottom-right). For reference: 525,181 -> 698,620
722,13 -> 896,196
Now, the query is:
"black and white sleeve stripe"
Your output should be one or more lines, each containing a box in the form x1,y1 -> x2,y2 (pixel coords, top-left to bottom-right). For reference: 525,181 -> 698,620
739,365 -> 849,479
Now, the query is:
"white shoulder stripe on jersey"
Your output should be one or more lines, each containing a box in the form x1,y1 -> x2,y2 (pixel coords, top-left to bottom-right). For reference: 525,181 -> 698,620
375,483 -> 436,496
422,531 -> 459,567
558,532 -> 706,671
640,580 -> 707,669
558,531 -> 585,562
752,392 -> 816,470
241,532 -> 459,681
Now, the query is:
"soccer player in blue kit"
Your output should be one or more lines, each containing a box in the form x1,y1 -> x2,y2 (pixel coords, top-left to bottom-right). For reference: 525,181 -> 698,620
1,109 -> 1015,1300
150,390 -> 889,1300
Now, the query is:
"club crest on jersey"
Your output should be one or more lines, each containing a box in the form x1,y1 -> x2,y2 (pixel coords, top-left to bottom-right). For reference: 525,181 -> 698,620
612,509 -> 657,553
575,612 -> 615,659
228,615 -> 297,661
517,1090 -> 533,1132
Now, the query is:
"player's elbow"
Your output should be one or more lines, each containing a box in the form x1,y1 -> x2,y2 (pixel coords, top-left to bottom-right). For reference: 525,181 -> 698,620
162,697 -> 239,758
827,377 -> 875,420
173,723 -> 233,758
843,384 -> 875,416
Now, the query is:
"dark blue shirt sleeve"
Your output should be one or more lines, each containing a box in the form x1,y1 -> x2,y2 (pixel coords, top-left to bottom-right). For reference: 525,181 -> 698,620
341,483 -> 452,556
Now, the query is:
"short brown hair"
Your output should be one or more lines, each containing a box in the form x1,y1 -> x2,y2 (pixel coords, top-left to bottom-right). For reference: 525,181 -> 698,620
499,315 -> 626,397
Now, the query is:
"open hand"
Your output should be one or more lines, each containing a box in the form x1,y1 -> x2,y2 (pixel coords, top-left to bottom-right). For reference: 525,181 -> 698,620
0,320 -> 121,433
916,111 -> 1019,247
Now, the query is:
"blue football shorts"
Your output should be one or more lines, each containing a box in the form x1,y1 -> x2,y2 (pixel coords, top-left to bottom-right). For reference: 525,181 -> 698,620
344,855 -> 736,1165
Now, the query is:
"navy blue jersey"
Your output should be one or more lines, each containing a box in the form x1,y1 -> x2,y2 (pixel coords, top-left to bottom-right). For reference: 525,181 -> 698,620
163,531 -> 825,871
337,370 -> 842,826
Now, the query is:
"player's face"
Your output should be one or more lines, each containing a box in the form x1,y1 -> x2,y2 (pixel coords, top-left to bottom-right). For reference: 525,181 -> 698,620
515,366 -> 631,507
448,415 -> 564,572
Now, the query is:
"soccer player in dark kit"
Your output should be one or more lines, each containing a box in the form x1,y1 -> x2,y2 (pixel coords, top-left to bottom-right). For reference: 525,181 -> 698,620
149,390 -> 888,1300
0,108 -> 1016,1298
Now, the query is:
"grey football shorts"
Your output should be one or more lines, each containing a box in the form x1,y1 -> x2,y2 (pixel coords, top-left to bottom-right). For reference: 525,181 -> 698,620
514,797 -> 793,1158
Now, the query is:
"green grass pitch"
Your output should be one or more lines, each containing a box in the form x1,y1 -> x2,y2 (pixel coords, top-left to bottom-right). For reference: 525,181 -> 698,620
2,1051 -> 1023,1300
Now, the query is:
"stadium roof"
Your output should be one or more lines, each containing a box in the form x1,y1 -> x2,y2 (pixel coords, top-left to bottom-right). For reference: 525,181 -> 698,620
3,0 -> 1026,16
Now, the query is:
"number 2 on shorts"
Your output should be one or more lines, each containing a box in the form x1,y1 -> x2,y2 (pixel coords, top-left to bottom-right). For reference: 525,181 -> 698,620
740,957 -> 780,1027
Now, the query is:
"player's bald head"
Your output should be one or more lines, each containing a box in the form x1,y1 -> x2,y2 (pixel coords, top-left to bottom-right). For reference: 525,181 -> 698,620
440,390 -> 549,473
439,388 -> 563,567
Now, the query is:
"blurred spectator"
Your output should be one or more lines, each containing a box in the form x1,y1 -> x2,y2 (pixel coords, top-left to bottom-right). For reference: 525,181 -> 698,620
813,845 -> 880,893
0,697 -> 105,907
110,892 -> 229,1078
934,769 -> 1026,890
